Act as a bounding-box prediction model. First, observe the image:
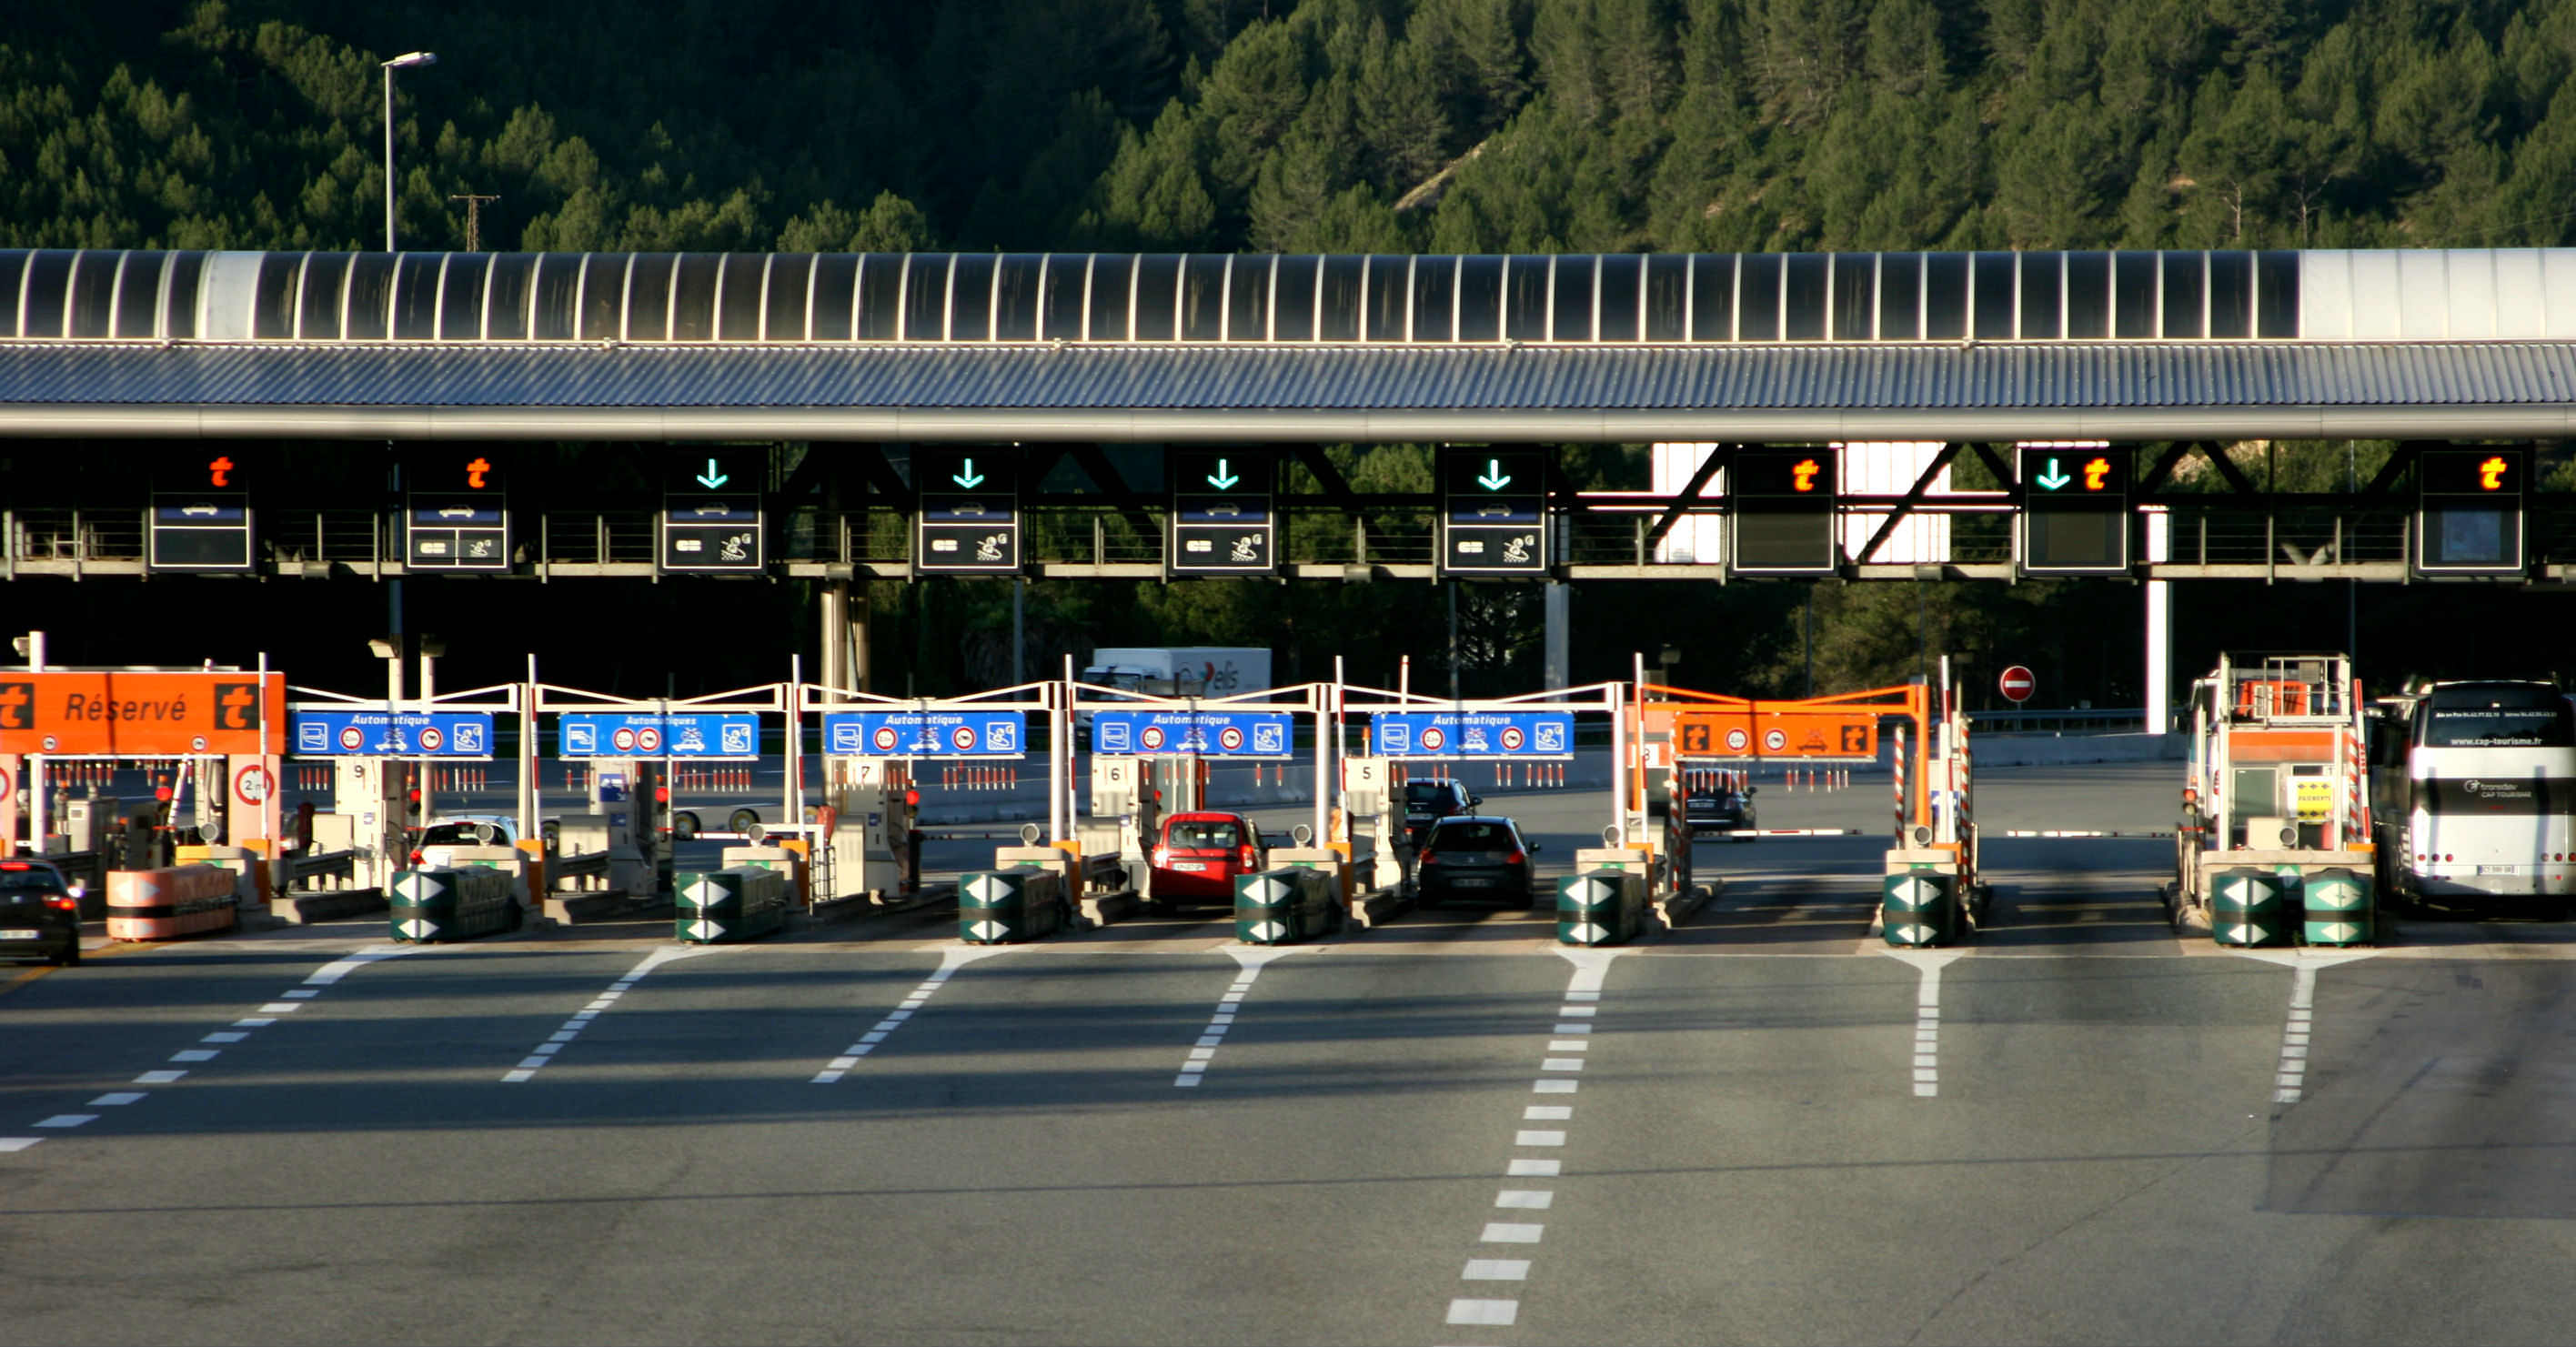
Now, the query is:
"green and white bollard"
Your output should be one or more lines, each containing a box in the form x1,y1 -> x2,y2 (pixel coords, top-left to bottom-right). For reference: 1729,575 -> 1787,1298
676,867 -> 790,944
1235,867 -> 1340,945
2210,868 -> 2290,947
959,867 -> 1068,945
389,867 -> 520,943
1555,870 -> 1643,946
1880,870 -> 1959,947
2301,867 -> 2373,947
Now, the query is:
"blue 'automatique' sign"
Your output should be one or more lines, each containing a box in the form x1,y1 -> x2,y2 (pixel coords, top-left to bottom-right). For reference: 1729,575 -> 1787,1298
1089,710 -> 1293,758
291,710 -> 494,758
558,713 -> 760,759
1372,711 -> 1574,759
823,711 -> 1025,758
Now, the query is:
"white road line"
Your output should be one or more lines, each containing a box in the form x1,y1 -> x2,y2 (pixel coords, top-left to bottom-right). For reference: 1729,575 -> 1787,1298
1494,1191 -> 1555,1210
2232,950 -> 2379,1106
0,1138 -> 40,1152
810,946 -> 1005,1084
1506,1159 -> 1561,1177
1463,1259 -> 1531,1281
1524,1106 -> 1571,1121
87,1093 -> 145,1107
503,946 -> 719,1083
201,1031 -> 247,1043
1514,1130 -> 1566,1147
132,1070 -> 185,1085
168,1050 -> 218,1063
1880,950 -> 1964,1099
1447,1299 -> 1518,1326
33,1114 -> 96,1128
302,948 -> 413,985
1532,1079 -> 1577,1094
1172,946 -> 1299,1088
1480,1222 -> 1545,1243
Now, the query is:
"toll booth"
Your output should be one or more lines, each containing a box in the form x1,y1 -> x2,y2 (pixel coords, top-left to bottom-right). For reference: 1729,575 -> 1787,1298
1071,678 -> 1323,907
808,683 -> 1049,904
2169,653 -> 2376,947
536,679 -> 790,902
1341,682 -> 1611,904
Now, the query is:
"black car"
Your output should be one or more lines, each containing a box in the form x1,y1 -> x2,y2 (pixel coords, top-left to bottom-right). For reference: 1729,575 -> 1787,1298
1416,816 -> 1541,907
1402,779 -> 1479,846
1685,784 -> 1757,834
0,859 -> 84,966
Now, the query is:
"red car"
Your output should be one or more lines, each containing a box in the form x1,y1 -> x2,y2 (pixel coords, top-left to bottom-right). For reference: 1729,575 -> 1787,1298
1149,811 -> 1265,906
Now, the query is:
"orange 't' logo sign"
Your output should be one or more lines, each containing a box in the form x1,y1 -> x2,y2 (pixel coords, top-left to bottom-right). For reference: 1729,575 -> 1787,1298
2084,457 -> 2111,490
1792,458 -> 1820,492
2480,456 -> 2509,489
208,456 -> 234,488
466,457 -> 491,489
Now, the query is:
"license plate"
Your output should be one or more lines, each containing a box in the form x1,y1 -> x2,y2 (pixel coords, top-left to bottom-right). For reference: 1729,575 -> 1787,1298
2476,865 -> 2518,875
1171,861 -> 1207,871
0,929 -> 41,940
1454,877 -> 1494,888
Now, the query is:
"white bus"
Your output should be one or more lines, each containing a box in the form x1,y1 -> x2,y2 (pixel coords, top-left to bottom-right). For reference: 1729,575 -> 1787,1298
2370,680 -> 2576,909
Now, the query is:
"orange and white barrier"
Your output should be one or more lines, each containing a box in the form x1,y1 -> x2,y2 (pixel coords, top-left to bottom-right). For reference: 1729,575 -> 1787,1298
105,865 -> 238,941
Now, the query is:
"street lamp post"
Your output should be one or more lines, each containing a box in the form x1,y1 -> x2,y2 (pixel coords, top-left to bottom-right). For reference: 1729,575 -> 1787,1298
380,51 -> 438,251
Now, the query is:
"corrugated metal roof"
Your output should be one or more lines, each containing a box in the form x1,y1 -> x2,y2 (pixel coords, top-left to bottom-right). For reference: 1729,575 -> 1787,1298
0,340 -> 2570,413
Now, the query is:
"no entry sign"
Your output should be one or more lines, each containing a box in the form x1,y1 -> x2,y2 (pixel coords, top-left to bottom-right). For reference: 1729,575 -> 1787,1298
1998,666 -> 2037,704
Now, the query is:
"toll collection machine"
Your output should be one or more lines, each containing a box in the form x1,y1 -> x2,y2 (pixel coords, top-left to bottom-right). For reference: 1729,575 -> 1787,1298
2169,653 -> 2377,946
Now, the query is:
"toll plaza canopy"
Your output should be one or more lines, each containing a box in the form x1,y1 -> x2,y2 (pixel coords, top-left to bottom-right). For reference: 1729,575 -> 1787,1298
1,246 -> 2573,442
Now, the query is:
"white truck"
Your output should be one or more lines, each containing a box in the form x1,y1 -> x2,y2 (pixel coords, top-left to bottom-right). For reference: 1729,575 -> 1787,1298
1081,648 -> 1273,699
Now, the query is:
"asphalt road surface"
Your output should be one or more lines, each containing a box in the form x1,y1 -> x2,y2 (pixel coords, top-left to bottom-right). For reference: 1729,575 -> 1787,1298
6,762 -> 2573,1345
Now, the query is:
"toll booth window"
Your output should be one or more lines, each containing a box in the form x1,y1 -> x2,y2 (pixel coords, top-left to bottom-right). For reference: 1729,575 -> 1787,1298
1273,255 -> 1320,341
1923,251 -> 1967,339
994,254 -> 1043,341
1183,254 -> 1230,341
2113,251 -> 2158,337
1504,256 -> 1550,341
762,253 -> 812,341
1132,253 -> 1182,341
1689,253 -> 1736,340
1737,253 -> 1782,341
1828,253 -> 1873,340
2256,250 -> 2298,338
163,250 -> 205,340
1167,819 -> 1241,849
625,253 -> 675,342
1364,255 -> 1409,341
1430,820 -> 1512,848
1644,254 -> 1689,340
391,253 -> 443,340
529,253 -> 579,341
576,254 -> 629,341
1088,254 -> 1135,340
75,250 -> 126,338
1971,252 -> 2016,341
338,252 -> 390,340
1552,255 -> 1596,342
717,253 -> 767,341
1782,252 -> 1826,341
1227,254 -> 1273,340
2160,251 -> 2205,339
117,251 -> 169,339
2016,252 -> 2061,340
1411,255 -> 1456,342
438,253 -> 490,340
19,249 -> 70,337
950,253 -> 997,341
2064,251 -> 2109,339
901,253 -> 951,340
1317,254 -> 1363,341
1598,253 -> 1641,341
1877,252 -> 1920,341
484,253 -> 535,341
1456,255 -> 1503,341
0,251 -> 25,337
1041,254 -> 1088,340
854,254 -> 902,339
2208,250 -> 2252,338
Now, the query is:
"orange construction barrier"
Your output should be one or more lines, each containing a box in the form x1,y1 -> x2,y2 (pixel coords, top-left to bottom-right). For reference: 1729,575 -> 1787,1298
106,865 -> 237,941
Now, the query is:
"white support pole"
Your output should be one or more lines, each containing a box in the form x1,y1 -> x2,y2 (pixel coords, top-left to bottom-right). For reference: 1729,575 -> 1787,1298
1051,654 -> 1069,845
19,630 -> 40,855
519,654 -> 538,849
786,656 -> 802,842
2146,508 -> 2171,735
1313,678 -> 1331,849
1609,680 -> 1627,846
418,650 -> 437,824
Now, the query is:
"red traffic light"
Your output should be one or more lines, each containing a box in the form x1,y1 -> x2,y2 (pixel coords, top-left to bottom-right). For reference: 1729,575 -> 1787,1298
155,786 -> 174,802
903,789 -> 921,807
655,786 -> 669,803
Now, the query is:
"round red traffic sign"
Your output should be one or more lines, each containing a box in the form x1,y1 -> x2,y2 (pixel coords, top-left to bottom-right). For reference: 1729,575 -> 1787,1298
950,725 -> 976,751
418,726 -> 444,752
1141,725 -> 1166,750
1421,726 -> 1446,752
1219,726 -> 1244,751
1501,726 -> 1525,751
638,727 -> 663,753
234,762 -> 273,805
339,726 -> 367,751
872,726 -> 900,751
612,727 -> 637,752
1998,665 -> 2038,704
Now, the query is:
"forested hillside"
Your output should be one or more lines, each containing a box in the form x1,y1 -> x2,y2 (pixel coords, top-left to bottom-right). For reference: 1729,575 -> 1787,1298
3,1 -> 2569,702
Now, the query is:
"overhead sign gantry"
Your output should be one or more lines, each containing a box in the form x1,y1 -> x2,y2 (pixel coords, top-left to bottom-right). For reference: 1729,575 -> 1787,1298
406,451 -> 510,572
2017,444 -> 2133,576
2414,446 -> 2527,578
660,450 -> 765,574
1439,447 -> 1548,575
915,447 -> 1021,574
1728,447 -> 1838,575
1169,448 -> 1275,576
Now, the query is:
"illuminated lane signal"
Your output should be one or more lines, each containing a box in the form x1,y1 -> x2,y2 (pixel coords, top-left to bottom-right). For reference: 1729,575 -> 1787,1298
208,456 -> 236,488
408,452 -> 509,572
2018,444 -> 2132,577
1170,447 -> 1276,577
1729,447 -> 1840,576
1440,447 -> 1549,576
2415,445 -> 2528,578
466,456 -> 492,489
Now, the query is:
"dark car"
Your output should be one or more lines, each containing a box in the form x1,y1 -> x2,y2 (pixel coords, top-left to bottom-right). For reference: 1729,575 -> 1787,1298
1402,779 -> 1480,847
0,859 -> 85,966
1416,816 -> 1540,907
1149,811 -> 1265,906
1685,783 -> 1757,834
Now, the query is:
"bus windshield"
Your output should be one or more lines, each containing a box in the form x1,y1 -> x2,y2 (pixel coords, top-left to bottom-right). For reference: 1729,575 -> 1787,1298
2420,686 -> 2575,748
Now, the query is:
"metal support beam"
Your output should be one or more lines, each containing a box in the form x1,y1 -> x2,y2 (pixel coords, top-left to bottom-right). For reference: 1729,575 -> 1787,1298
1287,444 -> 1366,518
1968,443 -> 2016,489
1061,442 -> 1158,538
1856,443 -> 1965,564
2199,440 -> 2262,495
1643,444 -> 1730,547
2138,442 -> 2195,493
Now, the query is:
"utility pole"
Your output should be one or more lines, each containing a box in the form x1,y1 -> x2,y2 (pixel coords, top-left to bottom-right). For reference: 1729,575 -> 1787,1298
449,193 -> 500,251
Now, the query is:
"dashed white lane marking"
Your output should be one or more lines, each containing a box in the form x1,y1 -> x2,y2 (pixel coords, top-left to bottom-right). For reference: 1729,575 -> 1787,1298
132,1071 -> 186,1085
1173,946 -> 1299,1088
501,946 -> 717,1083
1432,948 -> 1623,1342
87,1093 -> 145,1107
167,1050 -> 219,1063
2231,949 -> 2379,1105
1880,950 -> 1964,1098
34,1114 -> 96,1128
810,946 -> 1006,1084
